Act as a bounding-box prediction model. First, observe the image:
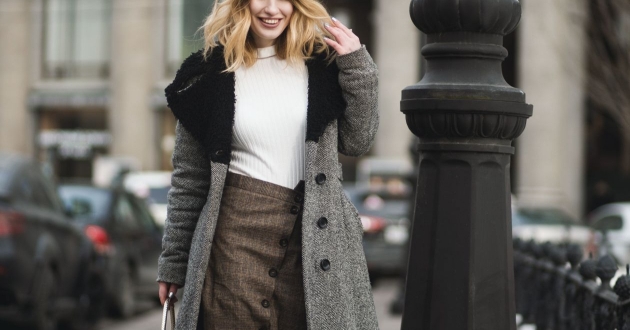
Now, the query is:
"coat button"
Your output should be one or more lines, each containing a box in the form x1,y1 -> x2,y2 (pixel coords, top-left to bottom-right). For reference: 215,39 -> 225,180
279,239 -> 289,247
320,259 -> 331,271
215,149 -> 225,157
317,217 -> 328,229
290,205 -> 300,214
315,173 -> 327,185
294,195 -> 303,203
261,299 -> 270,308
269,268 -> 278,278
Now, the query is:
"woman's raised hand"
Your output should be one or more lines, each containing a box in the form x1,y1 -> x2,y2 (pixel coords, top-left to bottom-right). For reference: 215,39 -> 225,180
324,17 -> 361,56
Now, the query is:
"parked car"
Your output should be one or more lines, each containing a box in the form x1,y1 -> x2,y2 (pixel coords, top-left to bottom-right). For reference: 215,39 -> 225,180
123,171 -> 171,227
355,157 -> 413,189
344,185 -> 411,279
0,153 -> 105,330
512,207 -> 591,245
588,203 -> 630,265
58,184 -> 163,318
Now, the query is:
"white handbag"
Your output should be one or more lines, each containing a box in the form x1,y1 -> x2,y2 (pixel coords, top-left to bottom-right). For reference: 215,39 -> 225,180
161,292 -> 176,330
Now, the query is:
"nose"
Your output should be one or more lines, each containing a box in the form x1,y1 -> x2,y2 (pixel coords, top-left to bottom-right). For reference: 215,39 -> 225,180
263,0 -> 280,15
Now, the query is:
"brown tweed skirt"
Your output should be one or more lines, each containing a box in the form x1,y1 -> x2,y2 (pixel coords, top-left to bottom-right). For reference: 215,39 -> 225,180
198,172 -> 307,330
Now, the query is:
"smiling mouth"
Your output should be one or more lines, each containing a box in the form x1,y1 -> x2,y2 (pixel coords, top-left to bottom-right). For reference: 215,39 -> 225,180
259,18 -> 282,27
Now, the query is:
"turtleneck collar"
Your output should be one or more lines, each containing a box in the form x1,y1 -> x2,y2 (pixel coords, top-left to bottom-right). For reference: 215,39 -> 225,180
257,45 -> 277,59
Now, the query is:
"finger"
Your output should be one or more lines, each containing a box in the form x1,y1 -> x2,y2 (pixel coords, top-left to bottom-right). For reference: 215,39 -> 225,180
324,37 -> 345,55
324,24 -> 345,40
325,25 -> 349,47
328,22 -> 359,47
159,282 -> 168,305
331,17 -> 354,38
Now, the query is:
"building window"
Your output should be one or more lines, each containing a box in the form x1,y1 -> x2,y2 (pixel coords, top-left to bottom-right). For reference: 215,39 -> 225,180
166,0 -> 212,77
42,0 -> 112,80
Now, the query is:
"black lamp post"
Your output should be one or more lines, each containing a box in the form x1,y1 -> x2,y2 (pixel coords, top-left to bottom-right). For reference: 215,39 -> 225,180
400,1 -> 532,329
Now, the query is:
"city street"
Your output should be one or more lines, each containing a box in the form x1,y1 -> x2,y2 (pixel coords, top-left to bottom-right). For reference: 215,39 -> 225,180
96,277 -> 403,330
3,0 -> 617,327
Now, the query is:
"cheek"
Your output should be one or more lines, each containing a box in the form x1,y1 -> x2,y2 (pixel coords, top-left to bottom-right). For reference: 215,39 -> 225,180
249,1 -> 262,16
282,4 -> 294,20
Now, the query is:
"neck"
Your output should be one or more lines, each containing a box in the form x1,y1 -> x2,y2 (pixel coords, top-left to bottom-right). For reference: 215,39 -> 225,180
252,35 -> 276,48
257,45 -> 276,59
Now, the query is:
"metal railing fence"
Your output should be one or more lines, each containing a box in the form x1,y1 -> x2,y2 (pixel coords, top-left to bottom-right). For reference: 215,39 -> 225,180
513,239 -> 630,330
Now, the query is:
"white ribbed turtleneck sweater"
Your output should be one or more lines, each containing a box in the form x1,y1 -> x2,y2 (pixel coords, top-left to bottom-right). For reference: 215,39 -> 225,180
229,45 -> 308,189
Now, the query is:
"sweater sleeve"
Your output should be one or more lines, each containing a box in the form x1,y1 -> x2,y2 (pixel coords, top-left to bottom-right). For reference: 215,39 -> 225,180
156,121 -> 211,286
336,45 -> 379,157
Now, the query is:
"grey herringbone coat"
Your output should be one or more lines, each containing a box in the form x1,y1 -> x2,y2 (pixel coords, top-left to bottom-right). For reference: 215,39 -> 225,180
157,46 -> 379,330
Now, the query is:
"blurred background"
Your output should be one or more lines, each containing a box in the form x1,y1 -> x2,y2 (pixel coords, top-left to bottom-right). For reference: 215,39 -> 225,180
0,0 -> 629,329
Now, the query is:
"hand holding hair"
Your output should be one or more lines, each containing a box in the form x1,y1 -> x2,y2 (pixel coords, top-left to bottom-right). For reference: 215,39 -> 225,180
324,17 -> 362,55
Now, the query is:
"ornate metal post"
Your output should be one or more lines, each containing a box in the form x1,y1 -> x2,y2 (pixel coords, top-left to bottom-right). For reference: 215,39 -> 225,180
536,243 -> 556,330
513,239 -> 526,317
614,267 -> 630,330
551,245 -> 569,330
578,258 -> 598,330
400,0 -> 532,329
564,244 -> 585,330
594,256 -> 618,330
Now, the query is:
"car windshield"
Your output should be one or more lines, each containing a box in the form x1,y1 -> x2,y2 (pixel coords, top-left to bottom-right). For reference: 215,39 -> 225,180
58,186 -> 112,224
351,191 -> 410,218
0,159 -> 16,198
0,170 -> 11,198
513,209 -> 576,227
148,186 -> 170,204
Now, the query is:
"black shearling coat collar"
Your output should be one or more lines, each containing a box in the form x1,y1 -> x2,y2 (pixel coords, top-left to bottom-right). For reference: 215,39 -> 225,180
165,46 -> 346,164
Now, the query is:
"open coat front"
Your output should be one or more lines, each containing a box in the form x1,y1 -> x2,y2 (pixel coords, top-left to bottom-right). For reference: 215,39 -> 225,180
157,45 -> 379,330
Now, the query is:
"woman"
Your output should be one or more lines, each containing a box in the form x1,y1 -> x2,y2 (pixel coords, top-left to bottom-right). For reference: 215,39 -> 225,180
157,0 -> 379,328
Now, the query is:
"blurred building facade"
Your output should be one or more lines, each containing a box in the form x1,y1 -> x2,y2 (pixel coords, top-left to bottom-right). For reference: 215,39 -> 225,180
1,0 -> 627,218
515,0 -> 589,219
0,0 -> 419,180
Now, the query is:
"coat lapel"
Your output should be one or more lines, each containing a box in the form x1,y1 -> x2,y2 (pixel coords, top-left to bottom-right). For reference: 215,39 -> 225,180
165,48 -> 235,164
305,53 -> 347,142
165,47 -> 347,165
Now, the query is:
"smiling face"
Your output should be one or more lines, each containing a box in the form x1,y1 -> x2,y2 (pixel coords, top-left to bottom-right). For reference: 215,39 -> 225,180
249,0 -> 294,48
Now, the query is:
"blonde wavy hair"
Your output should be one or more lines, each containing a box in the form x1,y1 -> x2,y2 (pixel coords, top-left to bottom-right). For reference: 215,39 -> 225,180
202,0 -> 334,71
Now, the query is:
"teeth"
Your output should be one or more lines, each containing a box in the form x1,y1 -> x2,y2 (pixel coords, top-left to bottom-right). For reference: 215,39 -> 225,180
262,19 -> 279,24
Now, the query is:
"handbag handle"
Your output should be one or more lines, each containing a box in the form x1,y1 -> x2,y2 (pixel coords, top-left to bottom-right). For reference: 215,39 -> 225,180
161,292 -> 176,330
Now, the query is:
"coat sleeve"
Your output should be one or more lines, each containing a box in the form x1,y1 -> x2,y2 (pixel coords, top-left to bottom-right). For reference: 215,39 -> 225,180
157,121 -> 210,286
336,45 -> 379,157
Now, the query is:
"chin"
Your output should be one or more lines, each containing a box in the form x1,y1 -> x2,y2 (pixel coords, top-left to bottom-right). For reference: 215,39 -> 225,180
263,34 -> 282,42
